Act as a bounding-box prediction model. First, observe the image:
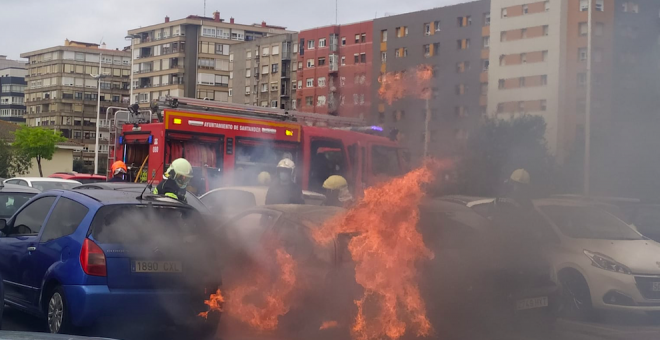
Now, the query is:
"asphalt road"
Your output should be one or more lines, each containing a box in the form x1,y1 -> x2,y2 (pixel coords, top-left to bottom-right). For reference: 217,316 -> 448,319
4,307 -> 660,340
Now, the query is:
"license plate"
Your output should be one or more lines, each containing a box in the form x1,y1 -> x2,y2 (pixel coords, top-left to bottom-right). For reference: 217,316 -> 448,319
132,261 -> 182,273
652,282 -> 660,291
515,296 -> 548,311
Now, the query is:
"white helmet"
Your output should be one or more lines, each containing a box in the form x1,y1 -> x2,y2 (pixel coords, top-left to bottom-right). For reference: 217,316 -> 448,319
165,158 -> 194,188
277,158 -> 295,170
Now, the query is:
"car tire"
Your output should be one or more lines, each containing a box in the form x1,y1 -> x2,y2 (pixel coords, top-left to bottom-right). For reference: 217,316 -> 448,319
46,287 -> 74,334
559,271 -> 595,321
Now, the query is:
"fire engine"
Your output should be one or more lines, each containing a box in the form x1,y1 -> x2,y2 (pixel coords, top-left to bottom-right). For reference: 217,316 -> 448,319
108,96 -> 408,197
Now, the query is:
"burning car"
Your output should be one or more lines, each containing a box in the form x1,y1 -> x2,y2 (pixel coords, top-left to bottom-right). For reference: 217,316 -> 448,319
419,197 -> 560,332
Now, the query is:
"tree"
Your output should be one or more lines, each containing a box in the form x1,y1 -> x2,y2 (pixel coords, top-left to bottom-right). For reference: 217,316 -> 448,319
453,115 -> 559,197
0,140 -> 32,178
12,127 -> 67,177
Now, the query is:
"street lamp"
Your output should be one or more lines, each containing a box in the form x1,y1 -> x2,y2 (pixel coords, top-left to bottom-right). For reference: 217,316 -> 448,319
125,34 -> 140,105
91,53 -> 109,175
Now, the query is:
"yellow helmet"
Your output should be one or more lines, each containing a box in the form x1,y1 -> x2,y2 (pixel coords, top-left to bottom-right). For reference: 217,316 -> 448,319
323,175 -> 348,190
510,169 -> 530,185
257,171 -> 271,185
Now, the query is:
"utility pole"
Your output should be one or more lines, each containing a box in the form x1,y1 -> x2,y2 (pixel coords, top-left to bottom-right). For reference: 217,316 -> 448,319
92,53 -> 107,175
584,0 -> 593,196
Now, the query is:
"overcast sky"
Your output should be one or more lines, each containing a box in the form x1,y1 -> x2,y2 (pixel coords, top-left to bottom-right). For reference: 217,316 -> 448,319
1,0 -> 467,60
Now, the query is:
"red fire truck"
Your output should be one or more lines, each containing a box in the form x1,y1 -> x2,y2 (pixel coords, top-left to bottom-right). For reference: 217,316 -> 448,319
110,96 -> 407,197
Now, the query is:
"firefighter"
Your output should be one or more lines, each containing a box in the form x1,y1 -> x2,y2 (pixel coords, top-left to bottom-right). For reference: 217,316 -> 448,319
265,158 -> 304,205
153,158 -> 193,203
505,168 -> 533,210
108,161 -> 128,182
323,175 -> 354,208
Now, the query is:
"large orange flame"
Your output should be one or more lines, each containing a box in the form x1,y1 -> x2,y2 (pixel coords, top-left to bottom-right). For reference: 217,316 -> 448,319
319,320 -> 339,330
378,64 -> 433,105
200,245 -> 297,332
314,161 -> 445,340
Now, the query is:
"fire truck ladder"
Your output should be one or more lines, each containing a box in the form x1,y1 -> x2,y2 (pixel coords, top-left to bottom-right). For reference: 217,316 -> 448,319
158,95 -> 365,127
105,107 -> 152,176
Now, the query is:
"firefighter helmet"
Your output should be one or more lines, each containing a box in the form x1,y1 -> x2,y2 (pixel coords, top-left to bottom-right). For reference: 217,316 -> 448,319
165,158 -> 194,188
111,161 -> 127,176
323,175 -> 348,190
277,158 -> 295,170
510,169 -> 531,185
257,171 -> 271,186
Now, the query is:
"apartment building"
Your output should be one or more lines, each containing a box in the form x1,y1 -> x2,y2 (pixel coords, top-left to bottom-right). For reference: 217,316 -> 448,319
0,56 -> 28,122
20,40 -> 131,169
295,21 -> 373,119
229,33 -> 298,109
371,1 -> 491,163
127,12 -> 291,106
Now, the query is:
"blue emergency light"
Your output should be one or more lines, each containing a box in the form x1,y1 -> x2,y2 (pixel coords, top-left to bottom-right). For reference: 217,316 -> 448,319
118,136 -> 124,145
148,135 -> 153,144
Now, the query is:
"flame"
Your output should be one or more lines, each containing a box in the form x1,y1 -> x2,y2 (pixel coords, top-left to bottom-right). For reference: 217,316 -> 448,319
314,161 -> 446,340
222,247 -> 297,331
198,289 -> 225,319
378,65 -> 433,105
320,320 -> 339,330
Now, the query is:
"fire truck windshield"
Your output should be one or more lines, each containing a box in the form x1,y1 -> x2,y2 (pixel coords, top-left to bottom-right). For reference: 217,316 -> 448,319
234,138 -> 300,186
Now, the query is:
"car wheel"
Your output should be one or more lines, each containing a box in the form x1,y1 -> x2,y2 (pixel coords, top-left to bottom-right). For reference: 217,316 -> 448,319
559,271 -> 595,320
47,287 -> 73,334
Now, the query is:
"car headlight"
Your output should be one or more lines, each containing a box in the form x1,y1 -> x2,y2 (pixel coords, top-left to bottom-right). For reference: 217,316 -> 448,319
584,250 -> 632,275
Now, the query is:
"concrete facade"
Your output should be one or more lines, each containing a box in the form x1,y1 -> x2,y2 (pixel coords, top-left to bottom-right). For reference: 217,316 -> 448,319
20,40 -> 131,170
128,13 -> 291,106
229,33 -> 298,109
371,0 -> 491,163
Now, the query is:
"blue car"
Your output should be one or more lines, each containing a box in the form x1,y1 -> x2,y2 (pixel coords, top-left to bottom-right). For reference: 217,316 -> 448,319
0,189 -> 221,335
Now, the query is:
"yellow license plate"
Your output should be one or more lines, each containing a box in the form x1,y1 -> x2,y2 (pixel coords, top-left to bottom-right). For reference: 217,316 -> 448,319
515,296 -> 548,311
132,261 -> 182,273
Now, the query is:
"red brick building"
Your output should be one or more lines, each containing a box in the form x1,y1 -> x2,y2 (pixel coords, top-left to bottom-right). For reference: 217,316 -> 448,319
295,21 -> 373,119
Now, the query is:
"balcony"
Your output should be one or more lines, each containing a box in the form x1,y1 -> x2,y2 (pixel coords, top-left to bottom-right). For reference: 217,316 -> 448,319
328,54 -> 339,73
281,49 -> 292,61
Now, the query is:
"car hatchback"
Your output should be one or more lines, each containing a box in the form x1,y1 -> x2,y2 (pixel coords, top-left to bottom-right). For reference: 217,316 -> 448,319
0,189 -> 221,335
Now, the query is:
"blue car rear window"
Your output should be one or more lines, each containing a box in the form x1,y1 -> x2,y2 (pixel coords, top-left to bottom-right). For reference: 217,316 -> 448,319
90,204 -> 205,244
0,192 -> 36,219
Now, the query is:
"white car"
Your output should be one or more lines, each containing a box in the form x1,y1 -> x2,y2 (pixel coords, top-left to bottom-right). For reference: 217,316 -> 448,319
199,186 -> 326,218
3,177 -> 82,192
466,197 -> 660,318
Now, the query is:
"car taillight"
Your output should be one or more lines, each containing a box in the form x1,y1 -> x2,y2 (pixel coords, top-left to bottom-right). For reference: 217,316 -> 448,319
80,238 -> 106,277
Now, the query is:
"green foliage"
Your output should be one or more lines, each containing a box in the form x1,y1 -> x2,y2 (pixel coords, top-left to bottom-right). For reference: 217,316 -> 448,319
0,140 -> 32,178
12,126 -> 67,177
453,115 -> 559,197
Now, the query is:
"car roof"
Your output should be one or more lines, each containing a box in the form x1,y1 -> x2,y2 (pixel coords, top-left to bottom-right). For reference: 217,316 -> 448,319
0,183 -> 41,194
74,182 -> 147,190
201,186 -> 326,201
8,177 -> 82,184
68,188 -> 187,207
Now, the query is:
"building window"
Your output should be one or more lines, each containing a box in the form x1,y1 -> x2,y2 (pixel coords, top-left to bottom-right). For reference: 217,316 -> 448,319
381,51 -> 387,62
272,64 -> 279,73
360,53 -> 366,63
262,65 -> 269,74
580,0 -> 588,11
262,47 -> 270,56
541,75 -> 548,85
482,60 -> 490,71
319,38 -> 327,48
579,48 -> 588,61
484,13 -> 490,26
502,8 -> 508,18
522,28 -> 528,39
298,61 -> 303,69
228,89 -> 232,97
261,83 -> 268,93
498,79 -> 505,89
519,77 -> 526,87
578,73 -> 587,87
579,22 -> 588,36
457,39 -> 470,50
361,33 -> 366,43
381,30 -> 388,42
342,37 -> 346,45
305,96 -> 313,106
424,23 -> 431,36
354,54 -> 360,63
246,51 -> 252,59
341,56 -> 346,65
307,59 -> 315,68
245,86 -> 251,95
306,78 -> 314,87
395,26 -> 408,37
424,44 -> 431,58
483,36 -> 490,48
457,16 -> 472,27
246,69 -> 251,78
596,0 -> 604,11
307,40 -> 315,49
523,4 -> 529,14
456,61 -> 470,73
318,57 -> 326,66
318,77 -> 326,87
543,25 -> 549,36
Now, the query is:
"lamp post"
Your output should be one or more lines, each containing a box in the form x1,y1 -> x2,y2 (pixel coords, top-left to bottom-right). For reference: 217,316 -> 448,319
125,34 -> 140,105
584,0 -> 593,196
91,53 -> 108,175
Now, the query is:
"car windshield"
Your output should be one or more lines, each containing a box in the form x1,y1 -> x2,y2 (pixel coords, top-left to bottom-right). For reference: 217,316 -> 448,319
540,205 -> 643,240
32,181 -> 78,192
90,204 -> 205,244
0,192 -> 36,218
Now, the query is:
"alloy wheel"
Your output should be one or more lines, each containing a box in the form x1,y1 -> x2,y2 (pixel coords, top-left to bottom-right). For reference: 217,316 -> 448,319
47,292 -> 64,333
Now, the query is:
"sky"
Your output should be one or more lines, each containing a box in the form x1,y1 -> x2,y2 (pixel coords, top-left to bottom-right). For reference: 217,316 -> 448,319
0,0 -> 467,60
